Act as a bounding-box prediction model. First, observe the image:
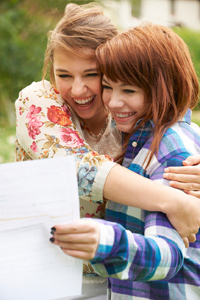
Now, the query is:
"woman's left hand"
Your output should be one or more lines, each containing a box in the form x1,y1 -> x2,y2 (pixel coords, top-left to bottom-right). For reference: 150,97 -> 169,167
50,219 -> 100,260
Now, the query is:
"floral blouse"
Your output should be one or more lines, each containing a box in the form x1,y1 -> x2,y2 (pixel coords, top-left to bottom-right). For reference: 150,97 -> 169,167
15,80 -> 122,219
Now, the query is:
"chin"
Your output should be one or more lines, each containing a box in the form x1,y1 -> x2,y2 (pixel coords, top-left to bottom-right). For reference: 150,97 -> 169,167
117,125 -> 132,133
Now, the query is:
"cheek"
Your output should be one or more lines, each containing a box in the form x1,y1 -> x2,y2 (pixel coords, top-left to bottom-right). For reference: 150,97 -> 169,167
55,79 -> 69,97
139,101 -> 146,114
92,79 -> 102,96
54,77 -> 61,91
133,96 -> 145,113
102,91 -> 111,107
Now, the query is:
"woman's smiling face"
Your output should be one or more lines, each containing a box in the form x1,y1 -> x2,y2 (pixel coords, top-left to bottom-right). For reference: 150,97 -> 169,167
53,48 -> 105,123
102,76 -> 145,133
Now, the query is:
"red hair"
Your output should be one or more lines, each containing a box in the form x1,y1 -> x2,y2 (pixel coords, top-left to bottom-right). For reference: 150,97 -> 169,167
95,23 -> 199,167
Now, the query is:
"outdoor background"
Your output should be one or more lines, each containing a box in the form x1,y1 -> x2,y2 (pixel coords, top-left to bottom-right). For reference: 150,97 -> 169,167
1,0 -> 200,164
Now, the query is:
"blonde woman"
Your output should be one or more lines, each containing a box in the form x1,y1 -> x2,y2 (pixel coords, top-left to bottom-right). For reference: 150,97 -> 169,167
16,5 -> 200,298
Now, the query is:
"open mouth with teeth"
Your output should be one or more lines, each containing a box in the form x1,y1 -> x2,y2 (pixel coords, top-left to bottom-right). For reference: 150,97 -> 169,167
74,96 -> 95,106
115,112 -> 136,118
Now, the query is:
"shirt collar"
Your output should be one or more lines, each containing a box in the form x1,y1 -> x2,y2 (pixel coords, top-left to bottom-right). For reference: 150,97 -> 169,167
179,108 -> 191,125
123,108 -> 192,160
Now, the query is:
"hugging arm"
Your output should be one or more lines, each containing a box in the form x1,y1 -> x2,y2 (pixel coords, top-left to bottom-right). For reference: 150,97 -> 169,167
15,81 -> 200,239
104,164 -> 200,244
15,80 -> 115,203
51,151 -> 198,279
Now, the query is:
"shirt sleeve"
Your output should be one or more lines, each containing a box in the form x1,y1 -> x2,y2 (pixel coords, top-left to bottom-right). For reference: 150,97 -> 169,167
15,80 -> 116,203
91,217 -> 184,281
90,153 -> 187,281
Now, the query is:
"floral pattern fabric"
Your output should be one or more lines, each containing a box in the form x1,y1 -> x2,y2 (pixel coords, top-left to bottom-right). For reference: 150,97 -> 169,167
15,80 -> 121,282
15,80 -> 116,210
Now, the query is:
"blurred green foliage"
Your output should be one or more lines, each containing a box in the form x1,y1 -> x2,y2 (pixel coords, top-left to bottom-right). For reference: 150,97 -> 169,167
173,28 -> 200,80
0,0 -> 103,125
0,0 -> 58,125
0,126 -> 15,164
0,0 -> 199,126
173,27 -> 200,110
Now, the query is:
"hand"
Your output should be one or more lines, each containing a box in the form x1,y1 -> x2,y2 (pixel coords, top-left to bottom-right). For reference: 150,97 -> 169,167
49,219 -> 100,260
165,191 -> 200,247
182,235 -> 196,248
163,155 -> 200,198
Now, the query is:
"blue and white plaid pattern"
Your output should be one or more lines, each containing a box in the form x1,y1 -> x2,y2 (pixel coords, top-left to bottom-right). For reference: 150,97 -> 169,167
91,109 -> 200,299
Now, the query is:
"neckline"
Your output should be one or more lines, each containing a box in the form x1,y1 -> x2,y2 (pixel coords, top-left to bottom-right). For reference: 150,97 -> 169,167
79,114 -> 110,138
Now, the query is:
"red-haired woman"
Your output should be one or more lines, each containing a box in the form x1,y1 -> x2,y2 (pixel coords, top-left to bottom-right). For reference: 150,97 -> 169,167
51,23 -> 200,299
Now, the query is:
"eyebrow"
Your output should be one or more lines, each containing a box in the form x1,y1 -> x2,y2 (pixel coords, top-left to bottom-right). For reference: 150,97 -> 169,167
55,68 -> 99,73
102,78 -> 111,84
102,77 -> 129,88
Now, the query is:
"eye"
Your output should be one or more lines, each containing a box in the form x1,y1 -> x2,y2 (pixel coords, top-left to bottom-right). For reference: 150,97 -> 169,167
124,89 -> 135,94
102,84 -> 112,90
86,73 -> 99,77
57,74 -> 71,78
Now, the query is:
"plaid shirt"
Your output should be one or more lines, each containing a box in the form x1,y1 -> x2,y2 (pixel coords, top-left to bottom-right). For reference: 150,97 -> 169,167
91,109 -> 200,299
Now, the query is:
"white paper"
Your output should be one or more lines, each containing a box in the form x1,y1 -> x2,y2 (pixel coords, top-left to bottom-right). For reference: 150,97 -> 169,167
0,157 -> 82,300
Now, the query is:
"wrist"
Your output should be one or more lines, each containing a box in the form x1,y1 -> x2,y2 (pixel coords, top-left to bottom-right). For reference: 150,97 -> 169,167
160,187 -> 183,216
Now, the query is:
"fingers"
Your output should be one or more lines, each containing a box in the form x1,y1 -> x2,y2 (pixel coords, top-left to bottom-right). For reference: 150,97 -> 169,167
183,155 -> 200,166
163,155 -> 200,191
187,234 -> 196,243
164,167 -> 200,192
49,219 -> 100,260
182,234 -> 197,248
52,232 -> 98,244
184,190 -> 200,199
182,237 -> 189,248
166,192 -> 200,239
169,180 -> 200,191
51,238 -> 98,260
164,166 -> 200,176
51,220 -> 92,234
61,249 -> 93,260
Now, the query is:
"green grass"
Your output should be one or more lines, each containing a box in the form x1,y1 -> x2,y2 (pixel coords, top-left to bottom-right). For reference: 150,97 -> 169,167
0,111 -> 199,164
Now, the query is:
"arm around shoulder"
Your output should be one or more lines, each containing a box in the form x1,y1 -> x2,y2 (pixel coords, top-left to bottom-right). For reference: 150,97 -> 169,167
15,80 -> 115,203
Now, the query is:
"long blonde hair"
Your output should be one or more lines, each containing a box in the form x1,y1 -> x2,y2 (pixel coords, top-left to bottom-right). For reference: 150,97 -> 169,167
43,3 -> 118,85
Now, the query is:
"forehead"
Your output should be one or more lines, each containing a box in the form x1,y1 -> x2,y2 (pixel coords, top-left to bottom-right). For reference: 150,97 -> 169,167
102,75 -> 127,87
53,48 -> 98,70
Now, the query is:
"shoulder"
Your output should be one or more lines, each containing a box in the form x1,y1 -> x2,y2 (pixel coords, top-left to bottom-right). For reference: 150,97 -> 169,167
16,80 -> 51,103
19,80 -> 51,94
16,80 -> 65,108
159,121 -> 200,158
145,121 -> 200,177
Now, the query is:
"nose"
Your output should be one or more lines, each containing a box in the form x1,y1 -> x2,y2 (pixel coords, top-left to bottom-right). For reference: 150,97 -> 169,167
107,92 -> 124,110
71,77 -> 87,97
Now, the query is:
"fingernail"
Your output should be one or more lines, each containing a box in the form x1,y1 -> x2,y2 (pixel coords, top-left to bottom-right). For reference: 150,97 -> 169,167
51,227 -> 56,232
50,237 -> 55,243
164,168 -> 169,172
50,230 -> 54,235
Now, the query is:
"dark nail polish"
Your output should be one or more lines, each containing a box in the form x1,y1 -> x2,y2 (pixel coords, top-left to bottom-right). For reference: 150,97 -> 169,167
51,227 -> 56,232
50,237 -> 55,243
50,230 -> 54,235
